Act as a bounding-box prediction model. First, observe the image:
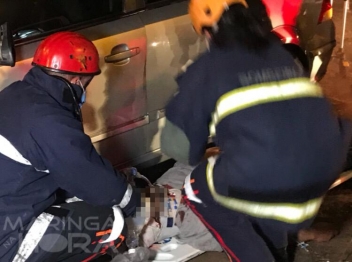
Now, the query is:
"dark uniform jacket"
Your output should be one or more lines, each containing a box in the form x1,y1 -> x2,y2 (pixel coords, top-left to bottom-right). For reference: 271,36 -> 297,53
0,67 -> 138,261
162,36 -> 352,224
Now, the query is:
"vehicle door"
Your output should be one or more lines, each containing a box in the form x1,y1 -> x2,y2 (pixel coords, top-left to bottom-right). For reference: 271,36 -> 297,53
138,0 -> 207,154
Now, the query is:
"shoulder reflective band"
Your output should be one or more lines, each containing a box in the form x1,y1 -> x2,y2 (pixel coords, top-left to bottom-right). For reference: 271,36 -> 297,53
0,134 -> 49,173
0,134 -> 31,165
209,78 -> 323,136
206,156 -> 323,224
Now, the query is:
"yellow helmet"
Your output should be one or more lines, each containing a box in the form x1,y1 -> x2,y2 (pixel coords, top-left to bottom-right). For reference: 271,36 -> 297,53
189,0 -> 248,35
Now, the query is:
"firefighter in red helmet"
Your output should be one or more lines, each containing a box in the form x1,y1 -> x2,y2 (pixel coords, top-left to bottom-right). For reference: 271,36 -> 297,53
0,31 -> 140,261
32,31 -> 101,121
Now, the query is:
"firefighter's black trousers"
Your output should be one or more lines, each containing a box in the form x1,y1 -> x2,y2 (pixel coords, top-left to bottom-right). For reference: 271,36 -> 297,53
13,201 -> 127,262
183,164 -> 313,262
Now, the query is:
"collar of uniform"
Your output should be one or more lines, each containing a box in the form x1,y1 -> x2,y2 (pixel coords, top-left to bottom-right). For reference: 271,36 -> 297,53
23,67 -> 83,112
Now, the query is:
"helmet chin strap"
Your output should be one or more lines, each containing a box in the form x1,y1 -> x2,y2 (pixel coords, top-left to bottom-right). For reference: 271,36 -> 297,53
51,75 -> 83,122
76,79 -> 86,108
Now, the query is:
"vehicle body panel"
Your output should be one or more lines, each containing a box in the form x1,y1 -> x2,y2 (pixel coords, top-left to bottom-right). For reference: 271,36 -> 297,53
139,2 -> 206,114
263,0 -> 335,81
0,0 -> 336,168
80,23 -> 147,138
272,25 -> 300,45
263,0 -> 303,28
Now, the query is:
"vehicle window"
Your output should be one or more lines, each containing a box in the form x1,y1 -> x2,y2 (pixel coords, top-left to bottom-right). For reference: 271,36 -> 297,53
146,0 -> 175,4
145,0 -> 185,8
0,0 -> 124,41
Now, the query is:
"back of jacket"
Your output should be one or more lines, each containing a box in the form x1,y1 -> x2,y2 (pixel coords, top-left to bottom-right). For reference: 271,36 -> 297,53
165,36 -> 352,205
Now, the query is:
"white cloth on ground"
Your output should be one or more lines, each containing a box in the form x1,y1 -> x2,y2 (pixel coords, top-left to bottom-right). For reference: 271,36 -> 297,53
155,162 -> 222,252
154,162 -> 195,189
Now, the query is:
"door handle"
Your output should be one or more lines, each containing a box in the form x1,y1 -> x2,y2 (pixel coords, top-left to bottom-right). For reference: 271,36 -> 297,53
105,44 -> 140,64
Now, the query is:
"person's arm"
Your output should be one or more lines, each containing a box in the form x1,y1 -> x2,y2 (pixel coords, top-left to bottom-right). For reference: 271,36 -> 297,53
161,58 -> 215,166
161,119 -> 191,165
29,113 -> 139,217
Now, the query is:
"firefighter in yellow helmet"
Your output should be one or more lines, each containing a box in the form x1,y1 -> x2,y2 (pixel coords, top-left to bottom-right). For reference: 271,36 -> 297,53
161,0 -> 352,261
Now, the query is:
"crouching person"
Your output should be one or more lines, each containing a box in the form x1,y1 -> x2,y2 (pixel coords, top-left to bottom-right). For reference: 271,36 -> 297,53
0,32 -> 140,261
160,0 -> 352,261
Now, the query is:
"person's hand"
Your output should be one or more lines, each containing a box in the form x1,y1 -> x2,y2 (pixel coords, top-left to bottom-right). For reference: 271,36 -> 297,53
203,147 -> 221,160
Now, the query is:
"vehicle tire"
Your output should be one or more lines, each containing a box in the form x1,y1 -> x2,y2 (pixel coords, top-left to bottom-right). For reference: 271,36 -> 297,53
283,44 -> 310,75
344,145 -> 352,171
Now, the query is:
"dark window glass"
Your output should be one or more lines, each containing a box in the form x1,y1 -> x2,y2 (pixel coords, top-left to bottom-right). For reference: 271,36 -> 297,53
145,0 -> 184,8
0,0 -> 124,40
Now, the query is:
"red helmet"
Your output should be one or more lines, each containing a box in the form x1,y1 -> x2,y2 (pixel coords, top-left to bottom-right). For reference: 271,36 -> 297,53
32,31 -> 101,75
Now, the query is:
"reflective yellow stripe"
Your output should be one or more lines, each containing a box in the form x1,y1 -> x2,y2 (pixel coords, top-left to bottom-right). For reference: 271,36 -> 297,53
210,78 -> 323,136
206,157 -> 323,223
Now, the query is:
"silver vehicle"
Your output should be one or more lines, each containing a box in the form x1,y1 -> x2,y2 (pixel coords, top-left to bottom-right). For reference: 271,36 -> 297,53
0,0 -> 336,169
